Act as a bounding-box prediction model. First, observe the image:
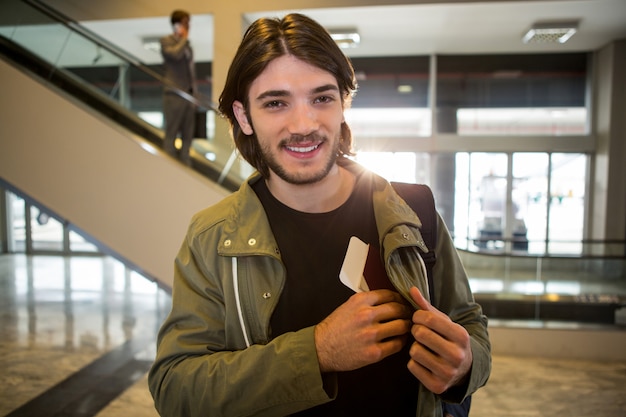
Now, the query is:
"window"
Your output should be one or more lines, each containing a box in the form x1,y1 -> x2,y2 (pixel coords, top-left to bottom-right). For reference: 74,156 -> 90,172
349,56 -> 431,137
436,53 -> 588,136
453,152 -> 587,255
548,153 -> 586,254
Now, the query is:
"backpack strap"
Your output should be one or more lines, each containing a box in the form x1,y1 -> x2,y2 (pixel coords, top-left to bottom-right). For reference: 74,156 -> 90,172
390,182 -> 437,303
391,182 -> 472,417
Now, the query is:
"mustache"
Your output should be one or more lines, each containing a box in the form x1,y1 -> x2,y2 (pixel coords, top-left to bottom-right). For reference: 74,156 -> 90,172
279,133 -> 326,146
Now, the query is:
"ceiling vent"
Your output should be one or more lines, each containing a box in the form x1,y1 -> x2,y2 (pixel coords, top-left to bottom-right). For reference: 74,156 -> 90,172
522,21 -> 579,44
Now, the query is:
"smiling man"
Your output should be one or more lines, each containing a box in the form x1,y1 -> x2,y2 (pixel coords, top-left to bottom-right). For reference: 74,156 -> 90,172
235,55 -> 344,187
149,13 -> 491,417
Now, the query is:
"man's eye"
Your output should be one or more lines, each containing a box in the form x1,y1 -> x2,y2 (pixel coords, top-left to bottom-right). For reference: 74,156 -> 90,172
314,96 -> 334,104
264,100 -> 283,109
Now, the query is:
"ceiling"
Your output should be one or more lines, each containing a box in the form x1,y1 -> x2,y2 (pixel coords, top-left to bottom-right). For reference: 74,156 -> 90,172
78,0 -> 626,66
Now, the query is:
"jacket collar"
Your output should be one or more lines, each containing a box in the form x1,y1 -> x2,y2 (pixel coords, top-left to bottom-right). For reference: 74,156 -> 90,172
217,173 -> 281,258
217,160 -> 427,257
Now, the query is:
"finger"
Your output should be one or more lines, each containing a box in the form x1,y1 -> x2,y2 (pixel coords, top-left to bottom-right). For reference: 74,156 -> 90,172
411,320 -> 472,379
367,333 -> 410,363
409,287 -> 453,334
413,311 -> 469,348
375,301 -> 413,323
407,355 -> 448,394
409,335 -> 443,370
377,318 -> 412,341
409,336 -> 472,392
409,286 -> 432,311
381,332 -> 410,351
408,340 -> 458,393
364,289 -> 407,306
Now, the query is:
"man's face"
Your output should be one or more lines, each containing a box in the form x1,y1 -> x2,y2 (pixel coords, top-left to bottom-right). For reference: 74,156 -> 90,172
233,55 -> 345,185
175,17 -> 190,35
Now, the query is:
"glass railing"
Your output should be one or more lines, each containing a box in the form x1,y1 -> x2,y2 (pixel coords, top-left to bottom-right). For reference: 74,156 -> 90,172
458,239 -> 626,325
0,0 -> 248,191
455,235 -> 626,258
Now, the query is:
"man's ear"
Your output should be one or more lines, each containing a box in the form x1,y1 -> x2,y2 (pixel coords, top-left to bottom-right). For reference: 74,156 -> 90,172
233,101 -> 253,135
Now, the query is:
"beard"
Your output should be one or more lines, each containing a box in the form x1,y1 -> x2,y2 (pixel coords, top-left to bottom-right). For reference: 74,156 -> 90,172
260,133 -> 341,185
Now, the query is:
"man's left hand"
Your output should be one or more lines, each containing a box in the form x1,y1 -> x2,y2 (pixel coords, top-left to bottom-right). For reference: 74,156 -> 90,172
407,286 -> 473,394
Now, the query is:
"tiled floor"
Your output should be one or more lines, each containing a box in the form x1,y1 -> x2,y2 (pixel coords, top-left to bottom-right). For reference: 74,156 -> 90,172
1,253 -> 625,417
0,254 -> 169,417
94,356 -> 626,417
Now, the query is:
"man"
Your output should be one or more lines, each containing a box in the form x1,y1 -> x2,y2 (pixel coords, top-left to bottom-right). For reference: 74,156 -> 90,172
149,13 -> 491,417
160,9 -> 196,165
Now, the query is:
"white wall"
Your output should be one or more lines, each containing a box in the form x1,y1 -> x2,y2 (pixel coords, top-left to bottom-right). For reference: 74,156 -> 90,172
0,57 -> 230,288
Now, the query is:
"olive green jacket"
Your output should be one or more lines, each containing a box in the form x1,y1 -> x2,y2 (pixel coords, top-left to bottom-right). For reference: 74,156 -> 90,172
149,163 -> 491,417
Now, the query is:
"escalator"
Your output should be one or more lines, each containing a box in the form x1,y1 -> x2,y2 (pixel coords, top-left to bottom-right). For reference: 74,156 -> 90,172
0,0 -> 246,288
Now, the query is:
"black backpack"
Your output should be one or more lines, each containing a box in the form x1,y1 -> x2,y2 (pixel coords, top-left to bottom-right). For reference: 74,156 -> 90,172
391,182 -> 472,417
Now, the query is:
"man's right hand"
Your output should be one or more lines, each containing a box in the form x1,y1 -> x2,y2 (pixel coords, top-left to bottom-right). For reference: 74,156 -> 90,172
314,289 -> 413,373
174,23 -> 188,39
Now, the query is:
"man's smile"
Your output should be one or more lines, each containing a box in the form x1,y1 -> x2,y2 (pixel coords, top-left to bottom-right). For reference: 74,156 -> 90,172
285,143 -> 321,153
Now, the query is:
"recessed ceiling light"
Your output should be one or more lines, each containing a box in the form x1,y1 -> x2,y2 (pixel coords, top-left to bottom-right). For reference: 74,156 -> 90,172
522,21 -> 579,44
329,28 -> 360,48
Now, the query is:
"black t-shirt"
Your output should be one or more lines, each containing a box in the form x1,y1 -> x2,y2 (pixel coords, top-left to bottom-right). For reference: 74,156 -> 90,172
253,172 -> 419,416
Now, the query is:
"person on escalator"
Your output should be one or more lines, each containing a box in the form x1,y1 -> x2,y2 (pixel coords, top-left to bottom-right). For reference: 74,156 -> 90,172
160,9 -> 196,166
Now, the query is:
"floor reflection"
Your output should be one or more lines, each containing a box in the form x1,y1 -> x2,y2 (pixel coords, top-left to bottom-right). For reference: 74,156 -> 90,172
0,254 -> 170,416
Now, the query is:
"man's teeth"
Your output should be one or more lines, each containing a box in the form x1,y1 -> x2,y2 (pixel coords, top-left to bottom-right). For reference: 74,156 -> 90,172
286,144 -> 319,153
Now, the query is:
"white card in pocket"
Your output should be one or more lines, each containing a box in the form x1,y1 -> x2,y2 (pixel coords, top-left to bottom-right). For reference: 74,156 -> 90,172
339,236 -> 370,292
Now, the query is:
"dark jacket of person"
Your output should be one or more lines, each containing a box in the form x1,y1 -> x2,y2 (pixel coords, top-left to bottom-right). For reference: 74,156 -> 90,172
160,33 -> 196,94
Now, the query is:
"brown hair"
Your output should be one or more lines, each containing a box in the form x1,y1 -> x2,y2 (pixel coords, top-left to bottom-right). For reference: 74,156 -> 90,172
170,10 -> 189,25
218,13 -> 357,178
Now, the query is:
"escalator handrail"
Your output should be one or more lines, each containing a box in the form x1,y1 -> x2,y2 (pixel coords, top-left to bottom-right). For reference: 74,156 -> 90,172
0,33 -> 164,146
21,0 -> 217,111
1,33 -> 241,192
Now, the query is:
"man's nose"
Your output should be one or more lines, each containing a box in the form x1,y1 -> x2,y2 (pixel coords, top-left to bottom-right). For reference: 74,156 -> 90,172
287,104 -> 319,136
